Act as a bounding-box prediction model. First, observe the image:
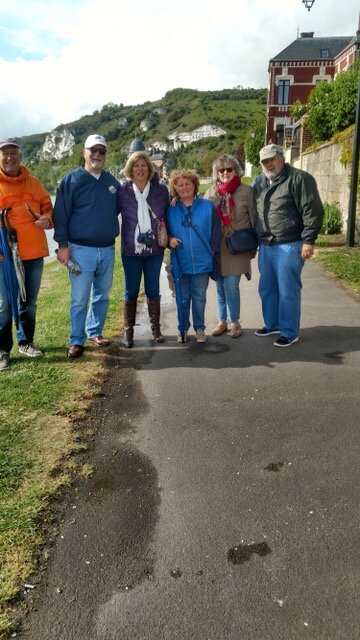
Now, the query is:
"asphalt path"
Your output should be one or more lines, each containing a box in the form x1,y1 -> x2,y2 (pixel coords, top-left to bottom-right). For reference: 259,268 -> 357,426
19,259 -> 359,640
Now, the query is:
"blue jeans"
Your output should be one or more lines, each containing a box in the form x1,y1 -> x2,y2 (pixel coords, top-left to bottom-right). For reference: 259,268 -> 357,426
69,243 -> 115,346
122,253 -> 164,300
180,272 -> 209,332
0,257 -> 43,352
216,275 -> 241,322
258,242 -> 303,340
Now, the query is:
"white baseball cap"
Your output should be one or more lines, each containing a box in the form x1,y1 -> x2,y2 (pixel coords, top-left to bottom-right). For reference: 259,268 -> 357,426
84,134 -> 107,149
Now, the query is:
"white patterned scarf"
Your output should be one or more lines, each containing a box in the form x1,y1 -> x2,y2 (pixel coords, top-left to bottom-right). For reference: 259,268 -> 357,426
133,182 -> 152,254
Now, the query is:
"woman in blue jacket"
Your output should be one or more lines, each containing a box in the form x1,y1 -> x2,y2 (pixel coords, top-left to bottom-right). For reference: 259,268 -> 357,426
167,169 -> 221,343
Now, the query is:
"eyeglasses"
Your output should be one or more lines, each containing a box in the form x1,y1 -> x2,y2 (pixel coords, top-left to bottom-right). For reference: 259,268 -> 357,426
218,167 -> 234,174
88,147 -> 107,155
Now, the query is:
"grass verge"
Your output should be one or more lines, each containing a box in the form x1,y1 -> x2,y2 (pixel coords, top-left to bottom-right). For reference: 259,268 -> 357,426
0,251 -> 124,637
314,234 -> 360,297
0,233 -> 358,635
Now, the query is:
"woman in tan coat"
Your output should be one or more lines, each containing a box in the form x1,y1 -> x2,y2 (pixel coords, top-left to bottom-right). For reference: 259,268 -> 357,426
204,154 -> 257,338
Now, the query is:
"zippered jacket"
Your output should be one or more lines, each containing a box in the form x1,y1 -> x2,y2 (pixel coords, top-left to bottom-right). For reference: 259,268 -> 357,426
0,165 -> 53,260
53,167 -> 120,248
166,196 -> 221,275
117,173 -> 169,256
252,164 -> 324,245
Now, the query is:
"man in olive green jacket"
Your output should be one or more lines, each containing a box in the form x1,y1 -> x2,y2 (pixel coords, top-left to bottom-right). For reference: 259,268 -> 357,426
252,144 -> 324,348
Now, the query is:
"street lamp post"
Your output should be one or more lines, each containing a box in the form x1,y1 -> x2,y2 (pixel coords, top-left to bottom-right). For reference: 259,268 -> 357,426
302,0 -> 315,10
304,0 -> 358,246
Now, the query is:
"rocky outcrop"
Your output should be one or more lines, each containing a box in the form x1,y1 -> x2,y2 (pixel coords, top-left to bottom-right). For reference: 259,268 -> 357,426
168,124 -> 226,150
139,119 -> 157,132
37,128 -> 75,161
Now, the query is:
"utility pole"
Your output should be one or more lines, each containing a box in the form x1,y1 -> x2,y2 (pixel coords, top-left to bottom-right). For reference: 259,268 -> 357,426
346,21 -> 360,247
347,68 -> 360,247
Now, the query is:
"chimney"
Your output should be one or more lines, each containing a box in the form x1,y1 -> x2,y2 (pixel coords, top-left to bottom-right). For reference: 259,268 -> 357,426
300,32 -> 315,38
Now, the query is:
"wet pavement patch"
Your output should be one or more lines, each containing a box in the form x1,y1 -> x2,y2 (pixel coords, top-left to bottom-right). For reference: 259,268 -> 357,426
83,444 -> 160,594
227,541 -> 272,565
191,343 -> 230,354
264,461 -> 284,472
324,351 -> 344,363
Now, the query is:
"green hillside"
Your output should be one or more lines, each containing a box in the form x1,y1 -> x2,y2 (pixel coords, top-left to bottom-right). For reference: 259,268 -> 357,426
19,87 -> 267,192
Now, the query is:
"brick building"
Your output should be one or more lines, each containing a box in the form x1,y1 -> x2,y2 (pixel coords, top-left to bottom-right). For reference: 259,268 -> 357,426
266,25 -> 359,145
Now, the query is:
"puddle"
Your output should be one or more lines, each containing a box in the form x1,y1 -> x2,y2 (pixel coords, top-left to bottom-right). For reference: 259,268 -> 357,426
324,351 -> 343,363
227,541 -> 272,565
264,461 -> 284,472
170,568 -> 183,579
192,342 -> 230,354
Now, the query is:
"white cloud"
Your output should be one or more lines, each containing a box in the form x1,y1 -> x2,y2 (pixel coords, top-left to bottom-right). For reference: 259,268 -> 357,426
0,0 -> 358,137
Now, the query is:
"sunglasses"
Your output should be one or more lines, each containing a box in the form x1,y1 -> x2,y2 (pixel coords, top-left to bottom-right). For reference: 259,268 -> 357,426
218,167 -> 234,174
88,147 -> 107,155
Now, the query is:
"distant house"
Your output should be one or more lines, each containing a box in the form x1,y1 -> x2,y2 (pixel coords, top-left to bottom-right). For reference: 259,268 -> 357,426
168,125 -> 226,150
266,23 -> 359,146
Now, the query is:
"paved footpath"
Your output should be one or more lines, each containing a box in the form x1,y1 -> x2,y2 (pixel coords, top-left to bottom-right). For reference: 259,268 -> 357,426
19,259 -> 359,640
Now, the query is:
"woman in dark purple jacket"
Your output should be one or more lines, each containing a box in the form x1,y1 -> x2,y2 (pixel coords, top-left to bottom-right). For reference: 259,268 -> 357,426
118,151 -> 169,347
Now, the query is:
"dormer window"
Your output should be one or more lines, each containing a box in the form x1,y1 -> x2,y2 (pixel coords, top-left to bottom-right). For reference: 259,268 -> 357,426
320,49 -> 330,58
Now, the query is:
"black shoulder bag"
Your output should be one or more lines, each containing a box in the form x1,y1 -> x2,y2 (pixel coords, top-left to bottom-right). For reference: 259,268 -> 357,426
225,225 -> 258,254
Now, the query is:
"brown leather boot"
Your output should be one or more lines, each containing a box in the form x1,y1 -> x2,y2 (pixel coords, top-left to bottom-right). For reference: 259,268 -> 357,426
122,299 -> 137,348
147,297 -> 164,343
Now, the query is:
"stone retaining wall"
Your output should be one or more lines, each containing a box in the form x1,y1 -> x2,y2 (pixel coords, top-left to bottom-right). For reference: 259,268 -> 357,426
292,139 -> 359,238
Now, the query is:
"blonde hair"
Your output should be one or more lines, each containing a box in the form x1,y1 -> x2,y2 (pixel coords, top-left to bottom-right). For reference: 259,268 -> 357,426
124,151 -> 154,181
168,169 -> 200,198
212,154 -> 243,183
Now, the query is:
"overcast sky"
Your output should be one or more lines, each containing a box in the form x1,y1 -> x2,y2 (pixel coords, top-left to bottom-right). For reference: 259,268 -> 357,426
0,0 -> 359,138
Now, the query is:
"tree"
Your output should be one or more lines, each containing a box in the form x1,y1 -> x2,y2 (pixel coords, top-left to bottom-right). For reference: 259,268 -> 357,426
291,60 -> 359,143
305,81 -> 335,141
331,60 -> 359,132
289,100 -> 307,121
244,120 -> 266,166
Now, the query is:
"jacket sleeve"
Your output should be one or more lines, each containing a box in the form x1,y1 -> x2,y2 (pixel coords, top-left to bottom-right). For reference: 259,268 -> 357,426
210,203 -> 221,253
251,173 -> 265,194
247,186 -> 258,227
36,180 -> 53,228
53,175 -> 72,247
291,172 -> 324,244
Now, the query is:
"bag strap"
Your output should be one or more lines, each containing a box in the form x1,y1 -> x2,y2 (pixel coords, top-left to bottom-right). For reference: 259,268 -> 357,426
184,206 -> 213,259
148,205 -> 162,226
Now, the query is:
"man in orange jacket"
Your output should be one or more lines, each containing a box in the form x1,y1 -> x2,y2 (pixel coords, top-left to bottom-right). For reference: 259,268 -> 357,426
0,137 -> 53,371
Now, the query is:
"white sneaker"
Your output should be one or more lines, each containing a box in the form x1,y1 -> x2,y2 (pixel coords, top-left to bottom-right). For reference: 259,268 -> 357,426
19,344 -> 43,357
196,330 -> 207,343
0,351 -> 10,371
177,332 -> 188,343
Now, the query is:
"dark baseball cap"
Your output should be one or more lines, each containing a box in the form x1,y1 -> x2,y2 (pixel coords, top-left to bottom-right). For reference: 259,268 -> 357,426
0,137 -> 20,149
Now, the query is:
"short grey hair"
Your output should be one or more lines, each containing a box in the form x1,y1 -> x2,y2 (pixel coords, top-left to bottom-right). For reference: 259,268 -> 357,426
212,154 -> 244,183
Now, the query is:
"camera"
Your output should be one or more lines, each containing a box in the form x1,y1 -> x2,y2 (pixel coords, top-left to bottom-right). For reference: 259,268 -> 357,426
137,230 -> 155,248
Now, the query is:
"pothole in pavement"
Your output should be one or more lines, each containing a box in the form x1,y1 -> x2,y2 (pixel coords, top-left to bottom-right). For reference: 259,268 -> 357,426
264,461 -> 285,472
227,541 -> 272,565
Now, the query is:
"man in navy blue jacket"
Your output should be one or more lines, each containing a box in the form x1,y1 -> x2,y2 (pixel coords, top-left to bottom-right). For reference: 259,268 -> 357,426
54,134 -> 120,358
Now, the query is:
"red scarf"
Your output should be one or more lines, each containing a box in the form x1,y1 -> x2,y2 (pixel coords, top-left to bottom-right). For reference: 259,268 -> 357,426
216,175 -> 241,235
